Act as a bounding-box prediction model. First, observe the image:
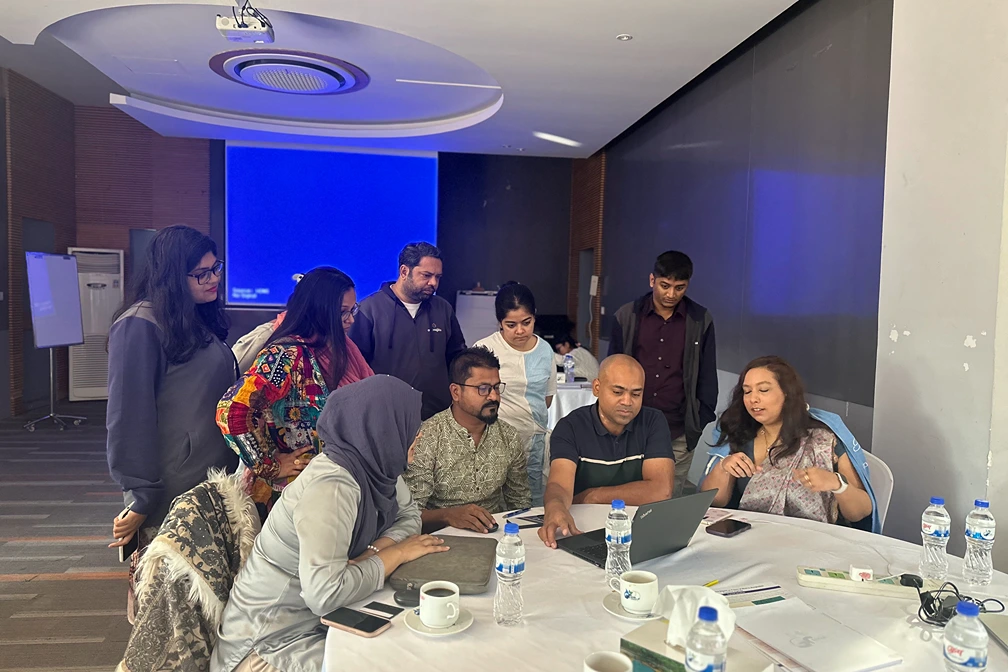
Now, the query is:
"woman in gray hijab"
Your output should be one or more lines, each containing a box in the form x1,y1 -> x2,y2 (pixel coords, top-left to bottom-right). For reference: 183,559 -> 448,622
212,376 -> 450,672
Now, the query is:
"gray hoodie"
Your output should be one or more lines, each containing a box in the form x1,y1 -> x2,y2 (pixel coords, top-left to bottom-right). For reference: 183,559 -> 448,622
106,302 -> 239,528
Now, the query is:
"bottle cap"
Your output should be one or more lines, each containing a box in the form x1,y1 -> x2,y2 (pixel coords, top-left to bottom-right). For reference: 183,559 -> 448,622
698,606 -> 718,622
956,600 -> 980,617
504,522 -> 519,535
612,500 -> 625,510
930,497 -> 945,506
975,499 -> 990,508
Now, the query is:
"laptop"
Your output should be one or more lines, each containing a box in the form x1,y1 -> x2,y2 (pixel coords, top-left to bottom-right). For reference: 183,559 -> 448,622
556,490 -> 717,568
981,612 -> 1008,653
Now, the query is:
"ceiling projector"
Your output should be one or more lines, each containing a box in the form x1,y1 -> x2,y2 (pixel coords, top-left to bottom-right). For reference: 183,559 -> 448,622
216,14 -> 274,43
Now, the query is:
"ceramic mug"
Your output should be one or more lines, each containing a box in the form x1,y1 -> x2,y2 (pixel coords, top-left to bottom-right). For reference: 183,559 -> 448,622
583,651 -> 633,672
619,570 -> 659,615
418,580 -> 460,629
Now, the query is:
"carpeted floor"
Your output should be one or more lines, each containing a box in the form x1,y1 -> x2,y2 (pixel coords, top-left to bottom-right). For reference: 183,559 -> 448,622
0,400 -> 131,671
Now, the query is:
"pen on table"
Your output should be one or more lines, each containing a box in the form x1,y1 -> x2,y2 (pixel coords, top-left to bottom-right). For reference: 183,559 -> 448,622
504,507 -> 532,519
703,580 -> 719,588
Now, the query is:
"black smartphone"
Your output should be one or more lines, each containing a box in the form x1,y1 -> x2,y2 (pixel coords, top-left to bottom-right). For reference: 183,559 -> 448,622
393,588 -> 420,608
363,601 -> 403,618
117,507 -> 140,562
706,519 -> 752,538
320,607 -> 391,638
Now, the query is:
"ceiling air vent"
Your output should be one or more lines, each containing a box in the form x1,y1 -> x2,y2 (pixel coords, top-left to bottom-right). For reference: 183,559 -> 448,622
210,50 -> 369,95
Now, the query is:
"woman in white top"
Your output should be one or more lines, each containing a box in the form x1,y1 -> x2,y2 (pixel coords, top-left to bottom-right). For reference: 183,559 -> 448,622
475,283 -> 556,505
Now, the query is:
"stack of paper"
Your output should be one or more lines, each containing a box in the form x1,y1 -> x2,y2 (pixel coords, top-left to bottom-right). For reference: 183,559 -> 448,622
620,618 -> 774,672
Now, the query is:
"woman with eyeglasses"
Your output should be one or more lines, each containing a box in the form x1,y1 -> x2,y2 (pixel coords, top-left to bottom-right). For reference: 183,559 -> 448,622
106,225 -> 238,623
475,282 -> 556,505
217,267 -> 373,516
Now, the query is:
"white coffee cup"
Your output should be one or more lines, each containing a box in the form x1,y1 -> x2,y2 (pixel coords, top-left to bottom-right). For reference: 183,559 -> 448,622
619,570 -> 659,615
583,651 -> 633,672
418,580 -> 460,629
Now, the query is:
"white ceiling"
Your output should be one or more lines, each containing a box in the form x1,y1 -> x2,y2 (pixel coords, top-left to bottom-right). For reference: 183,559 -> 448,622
0,1 -> 797,157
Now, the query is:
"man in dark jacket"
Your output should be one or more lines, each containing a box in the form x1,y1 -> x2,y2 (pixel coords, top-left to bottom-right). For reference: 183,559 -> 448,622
349,242 -> 466,419
608,250 -> 716,497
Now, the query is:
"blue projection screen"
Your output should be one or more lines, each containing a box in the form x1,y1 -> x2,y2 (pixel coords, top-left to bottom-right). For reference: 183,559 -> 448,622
225,145 -> 438,306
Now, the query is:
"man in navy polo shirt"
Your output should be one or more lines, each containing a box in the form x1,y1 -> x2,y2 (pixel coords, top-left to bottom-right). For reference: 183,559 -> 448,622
538,355 -> 675,548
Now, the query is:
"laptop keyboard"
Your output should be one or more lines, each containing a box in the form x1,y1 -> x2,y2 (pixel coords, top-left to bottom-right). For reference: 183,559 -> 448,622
581,542 -> 608,563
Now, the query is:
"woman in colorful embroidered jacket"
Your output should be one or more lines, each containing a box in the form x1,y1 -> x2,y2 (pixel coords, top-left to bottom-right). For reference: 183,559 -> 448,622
217,267 -> 373,515
700,356 -> 873,527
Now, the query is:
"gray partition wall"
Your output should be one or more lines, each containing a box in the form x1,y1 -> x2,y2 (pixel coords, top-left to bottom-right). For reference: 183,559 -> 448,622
602,0 -> 893,415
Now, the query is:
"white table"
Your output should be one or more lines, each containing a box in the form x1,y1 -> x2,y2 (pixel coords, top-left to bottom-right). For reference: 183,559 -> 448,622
547,383 -> 597,430
323,506 -> 1008,671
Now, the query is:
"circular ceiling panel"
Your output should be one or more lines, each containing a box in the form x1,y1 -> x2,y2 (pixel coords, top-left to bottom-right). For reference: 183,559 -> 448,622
211,50 -> 370,96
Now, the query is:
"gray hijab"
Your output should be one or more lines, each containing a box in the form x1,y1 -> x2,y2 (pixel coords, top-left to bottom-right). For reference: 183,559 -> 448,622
318,375 -> 422,559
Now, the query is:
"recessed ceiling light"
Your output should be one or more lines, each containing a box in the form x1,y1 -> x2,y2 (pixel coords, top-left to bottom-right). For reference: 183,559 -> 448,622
517,148 -> 525,152
533,131 -> 583,148
502,144 -> 512,149
616,34 -> 633,41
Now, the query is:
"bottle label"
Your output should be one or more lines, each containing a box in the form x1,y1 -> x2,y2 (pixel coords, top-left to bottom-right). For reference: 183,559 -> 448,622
605,530 -> 631,544
495,556 -> 525,574
685,651 -> 725,672
944,642 -> 987,667
966,526 -> 995,541
922,521 -> 950,538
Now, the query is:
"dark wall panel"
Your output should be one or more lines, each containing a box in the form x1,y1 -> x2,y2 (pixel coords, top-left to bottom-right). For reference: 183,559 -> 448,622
437,153 -> 572,316
602,0 -> 892,405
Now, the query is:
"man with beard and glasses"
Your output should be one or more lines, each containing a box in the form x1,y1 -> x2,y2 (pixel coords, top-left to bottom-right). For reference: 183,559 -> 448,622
404,347 -> 531,533
538,355 -> 675,548
349,242 -> 466,420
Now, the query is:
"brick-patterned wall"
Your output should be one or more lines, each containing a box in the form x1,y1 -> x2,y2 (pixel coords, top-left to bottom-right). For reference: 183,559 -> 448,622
4,70 -> 76,415
75,106 -> 210,279
567,152 -> 605,357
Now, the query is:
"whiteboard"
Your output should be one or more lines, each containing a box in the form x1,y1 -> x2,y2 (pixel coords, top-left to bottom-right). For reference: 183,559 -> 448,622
455,291 -> 499,345
26,252 -> 84,349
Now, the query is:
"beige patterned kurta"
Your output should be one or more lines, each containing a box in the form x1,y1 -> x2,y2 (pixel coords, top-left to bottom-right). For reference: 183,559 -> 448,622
404,408 -> 531,513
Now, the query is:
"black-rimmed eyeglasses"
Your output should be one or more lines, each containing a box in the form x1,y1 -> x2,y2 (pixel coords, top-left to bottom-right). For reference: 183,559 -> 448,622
457,382 -> 506,397
341,303 -> 360,323
188,260 -> 224,285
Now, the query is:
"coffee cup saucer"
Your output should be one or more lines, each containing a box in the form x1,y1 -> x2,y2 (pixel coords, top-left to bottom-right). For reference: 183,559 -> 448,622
602,591 -> 661,622
404,607 -> 475,637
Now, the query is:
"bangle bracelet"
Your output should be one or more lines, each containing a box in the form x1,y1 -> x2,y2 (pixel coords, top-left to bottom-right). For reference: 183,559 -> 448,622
367,544 -> 380,554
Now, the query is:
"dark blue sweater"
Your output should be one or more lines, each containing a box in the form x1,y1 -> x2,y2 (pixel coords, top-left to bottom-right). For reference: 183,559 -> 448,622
348,284 -> 466,419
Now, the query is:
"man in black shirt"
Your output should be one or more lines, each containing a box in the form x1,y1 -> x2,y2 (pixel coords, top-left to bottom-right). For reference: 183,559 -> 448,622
538,355 -> 674,548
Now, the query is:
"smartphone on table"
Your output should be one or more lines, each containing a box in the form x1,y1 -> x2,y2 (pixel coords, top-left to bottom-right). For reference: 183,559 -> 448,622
321,607 -> 391,638
705,518 -> 751,538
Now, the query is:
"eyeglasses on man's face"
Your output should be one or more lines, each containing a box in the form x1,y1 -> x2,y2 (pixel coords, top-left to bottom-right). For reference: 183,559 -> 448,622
341,303 -> 360,323
457,382 -> 506,397
188,260 -> 224,285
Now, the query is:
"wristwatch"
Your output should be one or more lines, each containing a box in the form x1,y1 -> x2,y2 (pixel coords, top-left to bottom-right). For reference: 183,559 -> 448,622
831,472 -> 849,495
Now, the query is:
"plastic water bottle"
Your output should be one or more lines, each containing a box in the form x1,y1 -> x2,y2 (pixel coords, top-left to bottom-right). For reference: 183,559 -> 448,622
920,496 -> 951,581
494,522 -> 525,626
563,353 -> 575,383
685,606 -> 727,672
605,499 -> 632,591
964,499 -> 996,586
943,600 -> 988,671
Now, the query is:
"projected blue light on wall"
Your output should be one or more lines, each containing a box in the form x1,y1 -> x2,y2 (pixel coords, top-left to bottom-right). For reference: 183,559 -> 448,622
747,169 -> 882,316
225,145 -> 438,306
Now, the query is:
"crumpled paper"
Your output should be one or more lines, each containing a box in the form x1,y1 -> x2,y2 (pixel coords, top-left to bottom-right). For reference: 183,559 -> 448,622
655,585 -> 736,648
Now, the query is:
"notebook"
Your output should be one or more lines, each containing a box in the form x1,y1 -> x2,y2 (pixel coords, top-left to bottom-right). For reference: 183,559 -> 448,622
735,600 -> 902,672
388,535 -> 497,595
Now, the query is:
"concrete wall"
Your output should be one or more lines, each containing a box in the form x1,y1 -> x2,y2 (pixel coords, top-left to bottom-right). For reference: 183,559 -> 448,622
873,0 -> 1008,566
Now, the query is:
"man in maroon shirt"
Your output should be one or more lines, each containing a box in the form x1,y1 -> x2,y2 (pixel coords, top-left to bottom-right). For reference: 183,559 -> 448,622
608,251 -> 717,496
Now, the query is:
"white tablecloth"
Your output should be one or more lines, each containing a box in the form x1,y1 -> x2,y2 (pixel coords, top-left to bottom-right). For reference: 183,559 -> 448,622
323,507 -> 1008,671
547,383 -> 596,430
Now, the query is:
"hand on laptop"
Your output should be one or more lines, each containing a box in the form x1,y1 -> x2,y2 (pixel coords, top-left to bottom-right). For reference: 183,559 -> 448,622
441,504 -> 497,533
539,505 -> 581,548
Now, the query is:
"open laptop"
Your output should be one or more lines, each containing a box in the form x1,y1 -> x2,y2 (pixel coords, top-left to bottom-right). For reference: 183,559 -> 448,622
981,612 -> 1008,653
556,490 -> 717,568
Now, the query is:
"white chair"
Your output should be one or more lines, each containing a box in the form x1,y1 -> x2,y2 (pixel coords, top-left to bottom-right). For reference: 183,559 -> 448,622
864,451 -> 894,531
